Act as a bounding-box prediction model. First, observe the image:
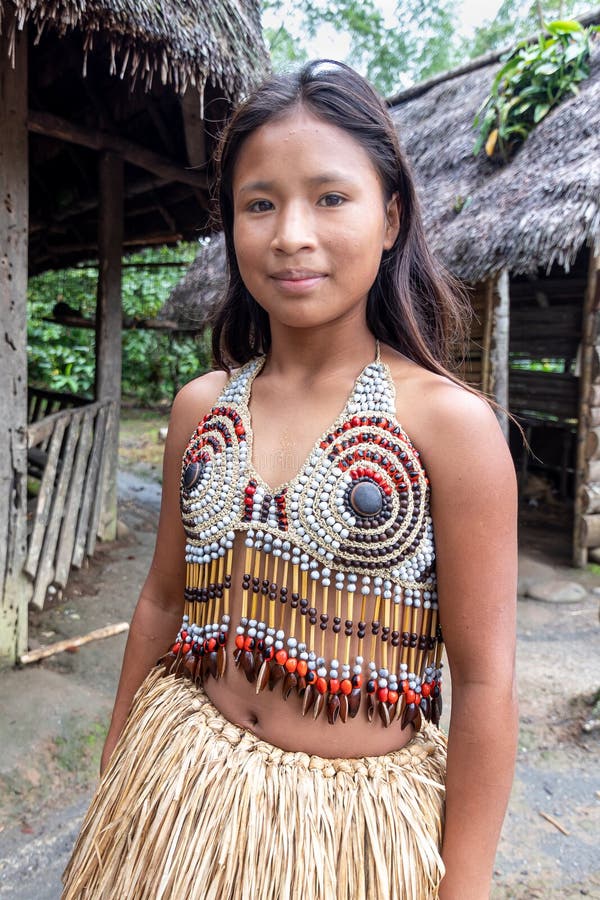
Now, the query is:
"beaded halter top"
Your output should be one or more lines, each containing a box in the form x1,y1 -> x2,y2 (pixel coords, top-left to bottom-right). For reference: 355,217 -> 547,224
162,341 -> 443,730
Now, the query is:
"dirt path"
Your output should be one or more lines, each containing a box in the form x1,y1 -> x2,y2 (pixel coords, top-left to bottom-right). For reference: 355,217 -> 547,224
0,469 -> 599,898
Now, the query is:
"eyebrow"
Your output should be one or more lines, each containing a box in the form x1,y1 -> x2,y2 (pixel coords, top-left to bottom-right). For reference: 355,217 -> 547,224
237,172 -> 355,194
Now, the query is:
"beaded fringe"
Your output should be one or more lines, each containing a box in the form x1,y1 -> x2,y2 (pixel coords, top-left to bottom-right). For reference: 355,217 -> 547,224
62,668 -> 447,900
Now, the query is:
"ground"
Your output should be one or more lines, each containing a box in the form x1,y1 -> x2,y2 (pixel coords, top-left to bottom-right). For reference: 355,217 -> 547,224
0,411 -> 599,899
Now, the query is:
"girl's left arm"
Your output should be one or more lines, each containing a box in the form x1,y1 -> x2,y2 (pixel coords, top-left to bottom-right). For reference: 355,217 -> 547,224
423,385 -> 519,900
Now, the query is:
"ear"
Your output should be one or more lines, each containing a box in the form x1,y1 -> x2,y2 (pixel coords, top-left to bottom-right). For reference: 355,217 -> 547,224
383,192 -> 401,250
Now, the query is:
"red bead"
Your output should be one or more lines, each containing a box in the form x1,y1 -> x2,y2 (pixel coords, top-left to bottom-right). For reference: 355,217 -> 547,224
245,485 -> 256,495
401,680 -> 408,692
316,677 -> 328,694
172,642 -> 181,654
181,631 -> 188,640
244,636 -> 254,650
406,689 -> 416,704
340,679 -> 352,695
235,425 -> 245,435
208,638 -> 217,652
285,657 -> 297,673
351,416 -> 361,427
354,674 -> 363,688
377,687 -> 389,702
388,689 -> 399,704
421,683 -> 431,697
275,649 -> 288,665
329,678 -> 340,694
296,660 -> 308,677
235,635 -> 244,649
182,642 -> 191,654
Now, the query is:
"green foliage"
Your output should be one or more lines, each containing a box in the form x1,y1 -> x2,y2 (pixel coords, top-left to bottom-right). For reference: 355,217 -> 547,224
473,19 -> 597,162
27,244 -> 209,405
466,0 -> 593,59
262,0 -> 461,96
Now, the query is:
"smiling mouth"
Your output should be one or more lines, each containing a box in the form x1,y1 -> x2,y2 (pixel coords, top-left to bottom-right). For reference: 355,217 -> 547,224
271,270 -> 327,281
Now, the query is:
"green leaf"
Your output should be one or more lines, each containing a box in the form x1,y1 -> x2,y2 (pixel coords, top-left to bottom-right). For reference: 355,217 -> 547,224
534,103 -> 550,123
546,20 -> 584,36
535,63 -> 560,75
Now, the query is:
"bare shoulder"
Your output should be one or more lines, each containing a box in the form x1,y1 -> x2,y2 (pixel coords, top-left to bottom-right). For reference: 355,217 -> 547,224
382,347 -> 514,482
167,368 -> 231,449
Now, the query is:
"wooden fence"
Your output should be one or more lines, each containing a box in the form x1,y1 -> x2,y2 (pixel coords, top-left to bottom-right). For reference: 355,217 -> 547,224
25,389 -> 115,609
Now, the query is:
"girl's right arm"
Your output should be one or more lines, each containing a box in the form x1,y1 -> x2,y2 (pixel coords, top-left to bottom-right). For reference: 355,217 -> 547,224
100,371 -> 228,773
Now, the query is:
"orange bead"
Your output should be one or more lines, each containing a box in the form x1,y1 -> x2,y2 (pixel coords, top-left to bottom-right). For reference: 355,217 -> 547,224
235,635 -> 245,649
296,660 -> 308,677
406,689 -> 416,704
340,679 -> 352,695
275,649 -> 288,665
421,683 -> 431,698
329,678 -> 340,694
377,687 -> 389,702
285,657 -> 298,673
388,689 -> 399,704
316,677 -> 328,694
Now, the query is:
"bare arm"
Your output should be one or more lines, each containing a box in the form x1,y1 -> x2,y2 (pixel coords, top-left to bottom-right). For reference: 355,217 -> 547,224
422,385 -> 518,900
100,370 -> 228,773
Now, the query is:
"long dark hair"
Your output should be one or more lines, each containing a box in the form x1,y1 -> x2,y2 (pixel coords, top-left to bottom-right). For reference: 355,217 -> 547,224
209,60 -> 486,407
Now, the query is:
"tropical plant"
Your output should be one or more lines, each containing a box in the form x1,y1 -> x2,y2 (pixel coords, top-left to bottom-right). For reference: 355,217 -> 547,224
473,19 -> 597,162
27,244 -> 207,405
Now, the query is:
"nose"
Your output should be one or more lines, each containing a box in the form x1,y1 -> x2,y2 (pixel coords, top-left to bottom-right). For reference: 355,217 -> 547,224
270,201 -> 317,255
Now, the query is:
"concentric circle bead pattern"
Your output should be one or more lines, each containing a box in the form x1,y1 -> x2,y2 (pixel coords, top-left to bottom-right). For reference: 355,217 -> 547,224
162,350 -> 443,731
179,360 -> 259,558
290,418 -> 431,579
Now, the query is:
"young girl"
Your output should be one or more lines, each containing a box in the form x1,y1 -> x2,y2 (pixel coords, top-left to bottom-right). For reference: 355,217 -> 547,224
63,59 -> 518,900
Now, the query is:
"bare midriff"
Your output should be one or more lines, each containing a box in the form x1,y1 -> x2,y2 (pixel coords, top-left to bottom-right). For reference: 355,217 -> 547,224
200,532 -> 419,758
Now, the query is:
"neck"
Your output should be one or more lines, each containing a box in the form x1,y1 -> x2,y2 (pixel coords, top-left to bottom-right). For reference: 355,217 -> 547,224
265,317 -> 377,381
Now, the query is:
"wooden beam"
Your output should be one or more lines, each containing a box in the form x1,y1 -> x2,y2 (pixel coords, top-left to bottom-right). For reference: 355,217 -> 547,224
95,153 -> 124,542
28,110 -> 209,190
573,250 -> 600,567
0,16 -> 31,665
489,269 -> 510,439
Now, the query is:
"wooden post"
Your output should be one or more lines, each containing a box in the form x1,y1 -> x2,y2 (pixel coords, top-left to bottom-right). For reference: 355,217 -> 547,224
481,279 -> 494,395
0,18 -> 30,665
489,268 -> 510,439
95,152 -> 123,541
573,250 -> 600,568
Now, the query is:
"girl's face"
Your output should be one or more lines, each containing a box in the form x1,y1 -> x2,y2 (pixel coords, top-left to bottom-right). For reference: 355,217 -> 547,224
232,107 -> 400,333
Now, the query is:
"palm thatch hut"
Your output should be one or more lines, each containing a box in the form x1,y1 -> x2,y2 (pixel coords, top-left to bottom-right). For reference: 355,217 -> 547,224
160,232 -> 228,331
388,13 -> 600,565
164,13 -> 599,566
0,0 -> 267,664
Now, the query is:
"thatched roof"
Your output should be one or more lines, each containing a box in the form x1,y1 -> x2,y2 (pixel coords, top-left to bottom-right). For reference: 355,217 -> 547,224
390,17 -> 600,281
163,14 -> 600,329
1,0 -> 267,272
160,232 -> 227,330
1,0 -> 267,97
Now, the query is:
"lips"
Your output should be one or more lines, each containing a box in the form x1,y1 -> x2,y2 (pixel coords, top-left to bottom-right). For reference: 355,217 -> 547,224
271,268 -> 327,281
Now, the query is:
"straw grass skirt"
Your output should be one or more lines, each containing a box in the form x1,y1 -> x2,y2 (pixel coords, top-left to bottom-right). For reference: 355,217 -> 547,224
62,667 -> 447,900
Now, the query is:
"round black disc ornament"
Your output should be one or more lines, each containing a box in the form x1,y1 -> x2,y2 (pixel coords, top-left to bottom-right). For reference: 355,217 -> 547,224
349,480 -> 383,517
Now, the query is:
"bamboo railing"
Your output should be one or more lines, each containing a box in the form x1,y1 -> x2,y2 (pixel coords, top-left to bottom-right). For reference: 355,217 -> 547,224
26,390 -> 115,609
